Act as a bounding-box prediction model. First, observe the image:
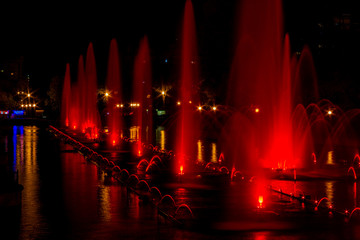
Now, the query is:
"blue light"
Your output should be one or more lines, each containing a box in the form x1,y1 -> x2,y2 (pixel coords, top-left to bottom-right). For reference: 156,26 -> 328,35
13,110 -> 25,115
165,58 -> 168,63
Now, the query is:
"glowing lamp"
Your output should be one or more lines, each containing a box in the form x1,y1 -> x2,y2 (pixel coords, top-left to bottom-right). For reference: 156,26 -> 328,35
327,110 -> 332,115
255,108 -> 260,113
27,93 -> 30,97
116,104 -> 120,108
105,92 -> 109,97
161,91 -> 165,95
180,165 -> 184,175
258,195 -> 264,208
120,104 -> 124,108
113,140 -> 116,145
212,106 -> 217,111
198,106 -> 202,111
177,101 -> 181,105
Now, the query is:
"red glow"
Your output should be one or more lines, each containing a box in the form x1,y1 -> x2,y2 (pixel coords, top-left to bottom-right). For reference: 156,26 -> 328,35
175,0 -> 200,175
133,36 -> 153,148
105,38 -> 123,146
61,64 -> 71,128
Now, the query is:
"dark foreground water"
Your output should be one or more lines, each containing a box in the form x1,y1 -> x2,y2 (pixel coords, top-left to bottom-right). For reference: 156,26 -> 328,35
1,124 -> 360,239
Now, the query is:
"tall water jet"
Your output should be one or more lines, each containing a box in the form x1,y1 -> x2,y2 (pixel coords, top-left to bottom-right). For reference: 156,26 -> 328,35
84,42 -> 101,139
69,81 -> 80,130
105,38 -> 123,145
61,63 -> 71,128
133,36 -> 153,155
225,0 -> 317,171
70,55 -> 86,131
175,0 -> 201,174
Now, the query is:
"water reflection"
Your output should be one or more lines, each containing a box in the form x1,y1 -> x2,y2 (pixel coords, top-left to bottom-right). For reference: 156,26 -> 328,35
325,181 -> 334,206
155,126 -> 166,150
327,151 -> 334,165
197,140 -> 204,163
130,126 -> 140,140
211,142 -> 217,163
14,126 -> 49,239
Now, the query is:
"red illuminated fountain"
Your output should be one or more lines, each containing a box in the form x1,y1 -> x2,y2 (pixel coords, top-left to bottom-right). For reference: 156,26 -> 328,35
65,43 -> 101,140
83,42 -> 101,139
69,55 -> 85,131
61,63 -> 71,128
105,38 -> 123,145
132,36 -> 153,156
175,0 -> 201,175
223,0 -> 318,174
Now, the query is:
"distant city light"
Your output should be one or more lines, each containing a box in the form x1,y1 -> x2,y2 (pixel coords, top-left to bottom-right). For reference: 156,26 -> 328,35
177,101 -> 181,105
212,106 -> 217,111
255,107 -> 260,113
198,106 -> 202,111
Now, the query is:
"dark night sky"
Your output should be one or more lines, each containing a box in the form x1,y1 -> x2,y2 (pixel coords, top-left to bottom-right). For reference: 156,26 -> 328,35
1,0 -> 360,108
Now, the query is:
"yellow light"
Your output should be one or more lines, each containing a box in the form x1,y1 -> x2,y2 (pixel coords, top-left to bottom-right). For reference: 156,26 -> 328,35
25,104 -> 28,107
255,108 -> 260,113
189,101 -> 192,104
120,104 -> 124,108
116,104 -> 120,108
177,101 -> 181,105
33,104 -> 36,107
327,110 -> 332,115
161,91 -> 165,95
27,93 -> 30,97
212,106 -> 217,111
105,92 -> 109,97
258,195 -> 263,204
137,103 -> 140,107
180,165 -> 184,175
198,106 -> 202,111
